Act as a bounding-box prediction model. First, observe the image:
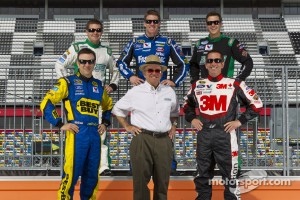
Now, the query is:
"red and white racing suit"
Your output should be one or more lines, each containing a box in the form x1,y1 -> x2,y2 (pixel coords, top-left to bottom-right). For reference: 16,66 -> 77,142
183,74 -> 263,200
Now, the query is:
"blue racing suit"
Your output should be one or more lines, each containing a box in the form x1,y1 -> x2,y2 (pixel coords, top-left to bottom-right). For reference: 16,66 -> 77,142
40,72 -> 112,200
117,33 -> 189,87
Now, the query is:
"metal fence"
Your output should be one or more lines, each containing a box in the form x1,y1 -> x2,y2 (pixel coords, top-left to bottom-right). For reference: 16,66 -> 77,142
0,65 -> 299,176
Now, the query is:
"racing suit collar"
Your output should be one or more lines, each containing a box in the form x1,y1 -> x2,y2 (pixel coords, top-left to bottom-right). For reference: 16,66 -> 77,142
85,39 -> 101,48
207,33 -> 224,42
208,74 -> 224,82
76,71 -> 93,82
144,33 -> 160,40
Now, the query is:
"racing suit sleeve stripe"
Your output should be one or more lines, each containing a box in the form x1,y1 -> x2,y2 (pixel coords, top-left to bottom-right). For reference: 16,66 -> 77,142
116,39 -> 135,80
183,83 -> 197,123
40,78 -> 69,127
235,80 -> 263,124
108,55 -> 120,89
55,45 -> 77,79
189,44 -> 200,83
231,40 -> 253,80
64,99 -> 74,121
101,90 -> 113,125
169,40 -> 189,87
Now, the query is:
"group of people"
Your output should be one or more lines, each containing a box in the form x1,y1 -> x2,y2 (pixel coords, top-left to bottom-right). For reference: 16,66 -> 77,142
40,9 -> 263,200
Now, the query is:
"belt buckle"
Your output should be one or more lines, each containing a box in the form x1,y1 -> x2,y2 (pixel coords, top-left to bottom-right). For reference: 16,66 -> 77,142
152,132 -> 158,137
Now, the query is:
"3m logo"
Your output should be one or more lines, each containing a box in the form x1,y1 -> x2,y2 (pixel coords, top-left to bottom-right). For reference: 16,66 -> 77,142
200,95 -> 227,111
216,84 -> 227,89
248,89 -> 255,96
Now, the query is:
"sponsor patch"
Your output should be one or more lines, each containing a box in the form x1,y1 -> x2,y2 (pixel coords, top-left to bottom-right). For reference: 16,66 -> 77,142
253,94 -> 259,100
74,79 -> 83,85
143,42 -> 151,48
58,57 -> 66,64
93,87 -> 99,93
52,86 -> 59,91
197,84 -> 205,88
156,47 -> 164,52
137,39 -> 145,43
92,81 -> 98,87
205,44 -> 213,51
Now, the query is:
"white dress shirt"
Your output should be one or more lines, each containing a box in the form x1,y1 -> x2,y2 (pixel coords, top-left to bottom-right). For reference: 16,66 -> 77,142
112,81 -> 179,132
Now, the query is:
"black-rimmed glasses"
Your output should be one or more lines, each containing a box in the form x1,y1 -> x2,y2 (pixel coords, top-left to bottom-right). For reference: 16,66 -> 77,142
206,58 -> 223,63
145,20 -> 160,24
206,21 -> 220,26
78,59 -> 96,65
87,28 -> 102,33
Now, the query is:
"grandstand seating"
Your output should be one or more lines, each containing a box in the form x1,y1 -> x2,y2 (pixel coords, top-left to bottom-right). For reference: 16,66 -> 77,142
0,17 -> 299,105
289,32 -> 300,54
0,32 -> 13,54
0,16 -> 299,173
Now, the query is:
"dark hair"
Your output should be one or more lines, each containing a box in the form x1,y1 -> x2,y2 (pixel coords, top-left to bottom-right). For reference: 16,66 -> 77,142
144,9 -> 160,21
77,48 -> 96,60
85,19 -> 103,30
206,50 -> 224,60
206,11 -> 222,22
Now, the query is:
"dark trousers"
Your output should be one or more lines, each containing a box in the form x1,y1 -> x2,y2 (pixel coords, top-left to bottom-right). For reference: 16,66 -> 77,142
194,129 -> 240,200
130,132 -> 173,200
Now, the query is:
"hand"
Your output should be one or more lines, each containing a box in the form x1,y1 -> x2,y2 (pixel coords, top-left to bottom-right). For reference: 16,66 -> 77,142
224,120 -> 242,133
168,125 -> 177,139
104,85 -> 113,93
125,125 -> 141,136
60,123 -> 79,133
98,124 -> 107,135
191,119 -> 203,131
129,76 -> 144,86
161,79 -> 175,87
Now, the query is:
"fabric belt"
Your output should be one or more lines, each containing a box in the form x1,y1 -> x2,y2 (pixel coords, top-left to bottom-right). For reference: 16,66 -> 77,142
202,123 -> 222,129
141,129 -> 169,138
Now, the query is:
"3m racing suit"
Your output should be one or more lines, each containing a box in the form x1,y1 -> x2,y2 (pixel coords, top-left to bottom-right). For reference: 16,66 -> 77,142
183,74 -> 263,200
117,33 -> 189,87
189,33 -> 253,83
40,73 -> 112,200
55,38 -> 118,174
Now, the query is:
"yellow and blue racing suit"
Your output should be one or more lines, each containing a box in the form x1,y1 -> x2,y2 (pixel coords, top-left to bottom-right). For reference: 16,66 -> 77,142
40,72 -> 112,200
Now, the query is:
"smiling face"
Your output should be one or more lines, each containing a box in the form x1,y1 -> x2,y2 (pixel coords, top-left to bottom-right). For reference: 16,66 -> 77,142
205,51 -> 224,77
86,23 -> 103,45
206,15 -> 222,39
77,53 -> 96,78
143,64 -> 162,87
144,14 -> 160,37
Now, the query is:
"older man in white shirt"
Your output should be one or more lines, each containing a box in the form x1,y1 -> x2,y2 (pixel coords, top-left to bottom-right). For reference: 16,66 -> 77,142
112,55 -> 179,200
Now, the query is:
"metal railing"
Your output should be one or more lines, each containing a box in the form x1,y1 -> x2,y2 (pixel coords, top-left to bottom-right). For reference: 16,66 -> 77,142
0,65 -> 299,176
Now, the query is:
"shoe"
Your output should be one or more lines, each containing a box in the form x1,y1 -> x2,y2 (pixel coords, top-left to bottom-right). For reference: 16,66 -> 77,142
100,169 -> 113,176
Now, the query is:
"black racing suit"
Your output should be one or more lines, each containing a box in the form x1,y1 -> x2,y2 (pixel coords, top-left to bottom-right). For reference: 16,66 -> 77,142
183,74 -> 263,200
189,33 -> 253,83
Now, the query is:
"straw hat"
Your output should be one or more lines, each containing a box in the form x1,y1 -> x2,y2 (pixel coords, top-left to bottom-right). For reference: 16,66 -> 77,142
139,55 -> 167,71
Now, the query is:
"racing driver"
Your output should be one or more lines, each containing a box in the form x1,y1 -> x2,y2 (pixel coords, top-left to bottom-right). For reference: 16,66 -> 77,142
183,50 -> 263,200
41,48 -> 113,200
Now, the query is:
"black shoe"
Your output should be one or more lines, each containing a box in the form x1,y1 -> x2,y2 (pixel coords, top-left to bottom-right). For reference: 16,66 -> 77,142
100,169 -> 113,176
